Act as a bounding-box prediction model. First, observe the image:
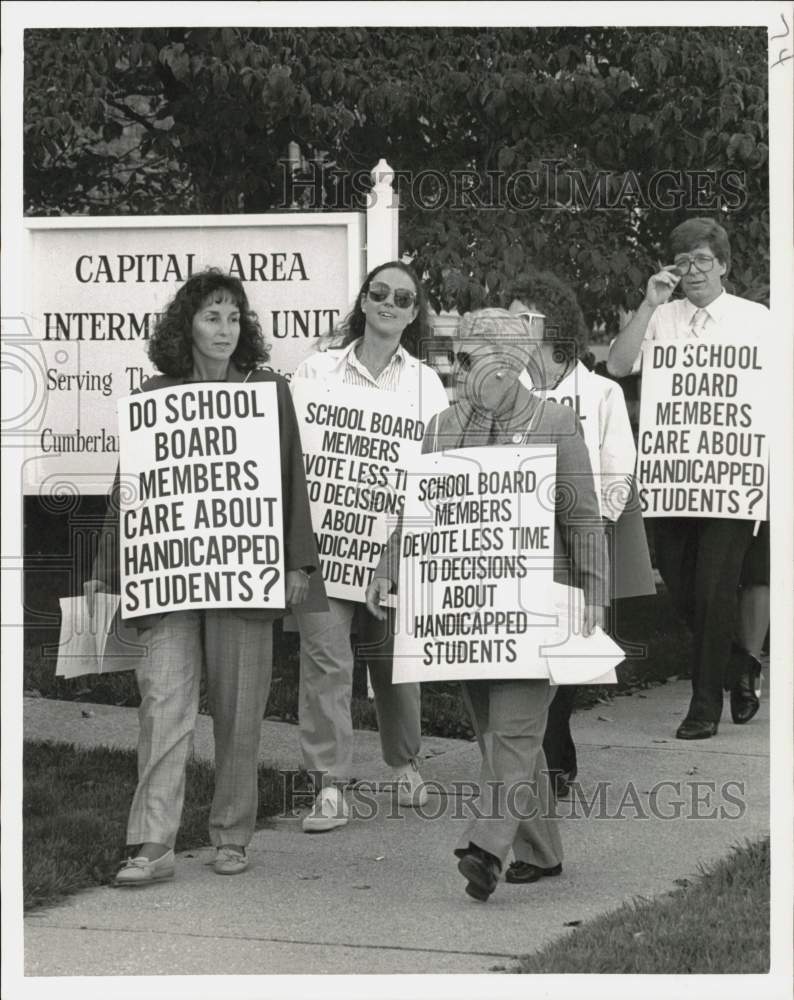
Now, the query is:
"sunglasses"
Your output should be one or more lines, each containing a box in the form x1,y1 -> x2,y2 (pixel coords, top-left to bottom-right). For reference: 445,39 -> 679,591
367,281 -> 417,310
512,310 -> 548,337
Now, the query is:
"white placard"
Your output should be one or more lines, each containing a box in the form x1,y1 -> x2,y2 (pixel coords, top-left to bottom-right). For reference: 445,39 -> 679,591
393,447 -> 624,683
118,383 -> 284,618
637,336 -> 768,519
291,378 -> 429,602
393,446 -> 567,682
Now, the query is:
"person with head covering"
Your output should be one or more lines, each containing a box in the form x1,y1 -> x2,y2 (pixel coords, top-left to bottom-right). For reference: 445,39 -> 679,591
367,308 -> 608,901
85,269 -> 323,884
291,261 -> 449,832
507,268 -> 653,796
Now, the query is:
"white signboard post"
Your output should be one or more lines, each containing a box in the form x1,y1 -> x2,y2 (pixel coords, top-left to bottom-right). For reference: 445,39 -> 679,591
118,383 -> 284,618
291,379 -> 430,602
637,337 -> 768,519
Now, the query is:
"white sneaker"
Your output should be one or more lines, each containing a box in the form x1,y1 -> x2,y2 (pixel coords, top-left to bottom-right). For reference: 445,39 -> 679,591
301,786 -> 349,833
391,760 -> 429,807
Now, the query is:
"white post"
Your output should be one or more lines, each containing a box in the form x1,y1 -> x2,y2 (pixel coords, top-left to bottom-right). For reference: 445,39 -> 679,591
286,141 -> 301,208
366,158 -> 399,275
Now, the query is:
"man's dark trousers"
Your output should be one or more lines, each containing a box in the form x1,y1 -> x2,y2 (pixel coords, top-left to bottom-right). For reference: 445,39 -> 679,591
654,517 -> 756,724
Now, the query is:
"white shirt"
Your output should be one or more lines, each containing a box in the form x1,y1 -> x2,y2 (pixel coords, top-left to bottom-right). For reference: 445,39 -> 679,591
341,338 -> 405,391
627,289 -> 770,373
644,289 -> 769,341
520,361 -> 636,521
292,337 -> 450,423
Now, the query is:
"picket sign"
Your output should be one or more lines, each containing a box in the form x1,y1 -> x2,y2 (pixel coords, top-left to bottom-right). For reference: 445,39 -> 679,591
392,446 -> 624,683
637,337 -> 768,520
117,383 -> 284,618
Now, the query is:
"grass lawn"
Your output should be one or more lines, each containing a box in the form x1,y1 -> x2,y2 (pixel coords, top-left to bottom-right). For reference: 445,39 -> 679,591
23,739 -> 310,911
505,837 -> 770,974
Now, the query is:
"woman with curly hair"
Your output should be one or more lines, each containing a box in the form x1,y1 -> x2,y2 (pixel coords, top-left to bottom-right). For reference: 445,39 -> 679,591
290,260 -> 449,832
147,269 -> 270,377
85,270 -> 323,884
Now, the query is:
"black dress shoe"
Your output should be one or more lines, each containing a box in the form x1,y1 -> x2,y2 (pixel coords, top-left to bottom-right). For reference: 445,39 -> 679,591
676,719 -> 718,740
506,861 -> 563,885
456,845 -> 500,902
730,652 -> 762,724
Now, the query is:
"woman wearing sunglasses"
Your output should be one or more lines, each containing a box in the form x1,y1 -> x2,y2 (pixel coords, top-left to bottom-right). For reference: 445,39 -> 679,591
291,261 -> 449,831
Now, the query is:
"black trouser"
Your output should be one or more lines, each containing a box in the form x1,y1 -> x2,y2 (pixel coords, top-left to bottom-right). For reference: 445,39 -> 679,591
542,685 -> 578,778
653,517 -> 756,724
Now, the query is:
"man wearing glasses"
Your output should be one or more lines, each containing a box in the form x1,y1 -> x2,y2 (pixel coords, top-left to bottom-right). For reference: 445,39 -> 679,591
607,218 -> 769,741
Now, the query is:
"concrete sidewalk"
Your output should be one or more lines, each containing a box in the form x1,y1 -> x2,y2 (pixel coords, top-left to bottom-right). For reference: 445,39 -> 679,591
23,676 -> 769,975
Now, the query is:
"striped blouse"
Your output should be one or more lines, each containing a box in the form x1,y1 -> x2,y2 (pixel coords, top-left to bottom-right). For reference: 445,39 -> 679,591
342,339 -> 406,392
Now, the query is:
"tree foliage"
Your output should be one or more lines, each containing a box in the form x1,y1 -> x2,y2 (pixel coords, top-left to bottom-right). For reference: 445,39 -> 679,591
24,26 -> 769,323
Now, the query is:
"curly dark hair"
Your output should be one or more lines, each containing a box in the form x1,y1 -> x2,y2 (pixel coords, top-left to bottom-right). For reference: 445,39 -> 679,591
147,269 -> 269,377
337,260 -> 431,357
507,268 -> 589,364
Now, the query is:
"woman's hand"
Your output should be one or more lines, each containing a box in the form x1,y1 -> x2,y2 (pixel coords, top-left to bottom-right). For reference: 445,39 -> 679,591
82,579 -> 107,619
285,569 -> 310,607
365,578 -> 392,620
583,604 -> 605,637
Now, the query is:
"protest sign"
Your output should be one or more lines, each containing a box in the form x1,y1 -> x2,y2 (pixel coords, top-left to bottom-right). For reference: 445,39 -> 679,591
522,365 -> 605,494
291,379 -> 428,602
520,365 -> 655,598
55,593 -> 146,678
118,383 -> 284,618
637,337 -> 768,519
392,446 -> 620,683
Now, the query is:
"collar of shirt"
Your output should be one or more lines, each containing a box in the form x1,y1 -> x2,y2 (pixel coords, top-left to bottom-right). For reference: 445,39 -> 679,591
683,287 -> 729,327
344,336 -> 406,383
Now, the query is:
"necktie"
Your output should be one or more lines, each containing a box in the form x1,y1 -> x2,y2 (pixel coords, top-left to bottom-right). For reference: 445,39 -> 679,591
690,307 -> 709,336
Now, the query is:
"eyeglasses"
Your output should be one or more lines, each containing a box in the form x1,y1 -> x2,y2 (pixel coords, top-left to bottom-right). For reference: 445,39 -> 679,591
511,310 -> 548,337
367,281 -> 417,310
667,254 -> 718,276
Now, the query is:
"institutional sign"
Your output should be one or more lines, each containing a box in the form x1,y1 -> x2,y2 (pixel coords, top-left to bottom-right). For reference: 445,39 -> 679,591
23,212 -> 365,492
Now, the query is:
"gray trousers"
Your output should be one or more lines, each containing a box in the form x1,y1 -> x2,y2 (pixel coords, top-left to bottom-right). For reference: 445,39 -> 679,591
127,610 -> 273,849
457,678 -> 563,870
295,597 -> 421,782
